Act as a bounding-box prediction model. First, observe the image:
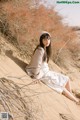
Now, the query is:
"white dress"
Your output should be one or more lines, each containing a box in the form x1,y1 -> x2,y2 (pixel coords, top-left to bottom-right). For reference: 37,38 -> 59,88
40,62 -> 69,93
26,47 -> 69,93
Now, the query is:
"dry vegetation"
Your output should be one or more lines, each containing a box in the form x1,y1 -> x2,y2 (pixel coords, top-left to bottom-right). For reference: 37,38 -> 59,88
0,0 -> 76,63
0,77 -> 43,120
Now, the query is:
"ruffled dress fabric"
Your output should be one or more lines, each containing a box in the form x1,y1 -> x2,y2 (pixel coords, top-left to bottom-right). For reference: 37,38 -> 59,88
40,62 -> 69,93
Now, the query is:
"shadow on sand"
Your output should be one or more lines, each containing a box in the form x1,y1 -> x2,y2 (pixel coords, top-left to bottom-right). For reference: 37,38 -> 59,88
5,50 -> 28,71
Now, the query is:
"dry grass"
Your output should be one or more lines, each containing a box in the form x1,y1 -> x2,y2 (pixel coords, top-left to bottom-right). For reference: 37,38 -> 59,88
0,77 -> 31,120
0,0 -> 78,68
0,1 -> 76,43
0,77 -> 43,120
0,0 -> 77,70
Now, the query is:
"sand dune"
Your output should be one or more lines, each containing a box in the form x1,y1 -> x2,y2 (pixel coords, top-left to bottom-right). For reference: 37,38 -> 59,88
0,36 -> 80,120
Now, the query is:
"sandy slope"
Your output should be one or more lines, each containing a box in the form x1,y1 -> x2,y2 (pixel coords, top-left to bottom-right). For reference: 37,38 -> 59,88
0,35 -> 80,120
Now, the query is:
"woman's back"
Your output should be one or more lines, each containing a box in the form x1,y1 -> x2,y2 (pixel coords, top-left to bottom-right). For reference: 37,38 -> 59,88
26,46 -> 48,79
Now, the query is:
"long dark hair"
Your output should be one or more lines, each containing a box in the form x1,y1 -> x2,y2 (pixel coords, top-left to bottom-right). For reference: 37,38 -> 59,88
34,33 -> 52,62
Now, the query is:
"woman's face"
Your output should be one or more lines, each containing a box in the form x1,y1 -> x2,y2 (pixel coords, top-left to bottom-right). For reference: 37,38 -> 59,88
42,38 -> 51,47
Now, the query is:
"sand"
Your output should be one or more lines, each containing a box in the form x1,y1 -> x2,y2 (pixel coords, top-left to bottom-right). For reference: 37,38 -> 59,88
0,36 -> 80,120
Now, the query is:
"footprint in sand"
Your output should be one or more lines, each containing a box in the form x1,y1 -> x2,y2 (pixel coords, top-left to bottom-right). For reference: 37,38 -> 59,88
59,113 -> 75,120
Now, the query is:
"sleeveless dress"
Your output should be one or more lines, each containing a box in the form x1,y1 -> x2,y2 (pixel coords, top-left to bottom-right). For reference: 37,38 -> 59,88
25,47 -> 69,93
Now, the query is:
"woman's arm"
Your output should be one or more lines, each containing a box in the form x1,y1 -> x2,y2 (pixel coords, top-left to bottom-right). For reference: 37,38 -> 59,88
26,47 -> 45,78
31,47 -> 44,75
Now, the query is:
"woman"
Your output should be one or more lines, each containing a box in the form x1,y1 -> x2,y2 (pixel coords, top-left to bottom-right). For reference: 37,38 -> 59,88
25,31 -> 80,104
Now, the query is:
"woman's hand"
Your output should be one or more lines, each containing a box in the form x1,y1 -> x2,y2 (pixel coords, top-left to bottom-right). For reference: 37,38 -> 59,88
32,79 -> 41,84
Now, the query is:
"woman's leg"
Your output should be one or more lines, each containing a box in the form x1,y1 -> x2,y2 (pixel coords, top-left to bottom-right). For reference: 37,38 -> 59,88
65,80 -> 72,93
62,88 -> 79,103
